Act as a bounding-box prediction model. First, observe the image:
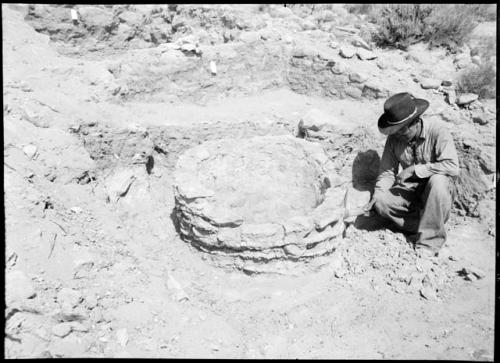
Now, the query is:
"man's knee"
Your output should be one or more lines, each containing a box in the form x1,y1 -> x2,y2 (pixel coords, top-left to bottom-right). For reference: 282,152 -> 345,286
426,174 -> 454,197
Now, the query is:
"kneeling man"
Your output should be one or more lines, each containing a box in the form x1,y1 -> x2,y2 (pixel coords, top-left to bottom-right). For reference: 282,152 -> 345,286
364,92 -> 459,257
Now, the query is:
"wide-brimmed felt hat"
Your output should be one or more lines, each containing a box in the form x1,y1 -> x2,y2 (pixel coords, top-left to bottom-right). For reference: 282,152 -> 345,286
378,92 -> 429,135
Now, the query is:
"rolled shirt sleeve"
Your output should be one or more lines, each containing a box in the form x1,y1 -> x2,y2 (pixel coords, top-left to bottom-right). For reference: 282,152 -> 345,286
373,137 -> 399,199
414,124 -> 460,179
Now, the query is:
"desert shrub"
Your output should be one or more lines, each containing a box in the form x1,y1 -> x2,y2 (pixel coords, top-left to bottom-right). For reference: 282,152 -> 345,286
472,4 -> 497,21
371,4 -> 490,51
371,4 -> 433,50
457,62 -> 496,99
471,37 -> 497,63
424,5 -> 481,50
257,4 -> 270,12
346,4 -> 374,15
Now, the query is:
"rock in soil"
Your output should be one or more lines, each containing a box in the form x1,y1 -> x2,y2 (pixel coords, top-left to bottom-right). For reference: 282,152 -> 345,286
52,322 -> 73,338
6,270 -> 36,303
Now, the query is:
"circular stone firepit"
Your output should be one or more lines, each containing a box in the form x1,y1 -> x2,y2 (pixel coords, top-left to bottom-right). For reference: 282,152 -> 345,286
173,135 -> 348,274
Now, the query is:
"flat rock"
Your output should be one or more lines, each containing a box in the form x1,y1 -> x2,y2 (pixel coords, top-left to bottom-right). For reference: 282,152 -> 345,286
356,48 -> 377,60
69,322 -> 89,332
339,46 -> 356,59
420,78 -> 442,89
317,48 -> 337,62
330,60 -> 348,75
444,89 -> 457,105
472,112 -> 488,125
282,215 -> 314,235
301,19 -> 317,31
6,270 -> 36,303
349,72 -> 369,83
269,5 -> 293,18
57,288 -> 82,310
336,25 -> 358,34
52,322 -> 73,337
84,294 -> 98,310
177,181 -> 215,199
479,150 -> 495,174
292,44 -> 317,58
259,28 -> 281,41
351,35 -> 371,50
456,93 -> 479,106
298,108 -> 330,131
105,169 -> 136,203
284,244 -> 306,257
345,86 -> 362,99
239,31 -> 261,43
78,6 -> 116,29
241,223 -> 285,248
180,43 -> 196,52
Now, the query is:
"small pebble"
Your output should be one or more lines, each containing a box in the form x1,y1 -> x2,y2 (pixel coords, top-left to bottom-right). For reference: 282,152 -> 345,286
22,145 -> 38,159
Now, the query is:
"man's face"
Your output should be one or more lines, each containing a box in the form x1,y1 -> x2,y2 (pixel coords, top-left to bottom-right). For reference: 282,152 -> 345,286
393,119 -> 420,142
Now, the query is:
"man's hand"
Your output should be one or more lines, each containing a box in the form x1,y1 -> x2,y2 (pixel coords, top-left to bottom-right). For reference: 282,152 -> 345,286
396,165 -> 415,185
362,198 -> 376,212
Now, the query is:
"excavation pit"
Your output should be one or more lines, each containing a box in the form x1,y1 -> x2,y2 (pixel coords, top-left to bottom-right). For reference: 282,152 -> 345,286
173,135 -> 350,274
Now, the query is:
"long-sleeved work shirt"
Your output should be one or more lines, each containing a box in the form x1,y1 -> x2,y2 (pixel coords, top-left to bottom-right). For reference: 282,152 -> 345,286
374,117 -> 460,197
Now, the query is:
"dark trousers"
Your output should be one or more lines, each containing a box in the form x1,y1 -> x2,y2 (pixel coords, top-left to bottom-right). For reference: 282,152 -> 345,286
374,174 -> 456,252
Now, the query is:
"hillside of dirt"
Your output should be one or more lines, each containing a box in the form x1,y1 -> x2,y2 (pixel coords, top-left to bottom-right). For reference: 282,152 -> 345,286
3,4 -> 496,359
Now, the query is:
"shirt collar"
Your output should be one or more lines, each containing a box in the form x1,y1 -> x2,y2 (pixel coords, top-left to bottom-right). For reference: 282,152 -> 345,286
417,118 -> 426,140
409,118 -> 426,145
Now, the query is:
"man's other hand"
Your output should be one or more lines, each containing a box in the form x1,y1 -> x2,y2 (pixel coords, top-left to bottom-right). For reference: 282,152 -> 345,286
396,165 -> 415,185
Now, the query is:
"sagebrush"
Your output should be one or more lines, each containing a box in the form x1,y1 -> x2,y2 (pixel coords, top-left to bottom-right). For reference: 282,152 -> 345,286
458,62 -> 496,99
371,4 -> 492,51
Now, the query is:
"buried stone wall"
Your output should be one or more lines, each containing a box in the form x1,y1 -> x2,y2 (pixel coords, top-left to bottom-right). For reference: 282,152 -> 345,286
172,135 -> 369,274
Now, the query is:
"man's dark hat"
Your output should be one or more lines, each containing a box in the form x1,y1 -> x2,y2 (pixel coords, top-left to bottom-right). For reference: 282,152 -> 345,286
378,92 -> 429,135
